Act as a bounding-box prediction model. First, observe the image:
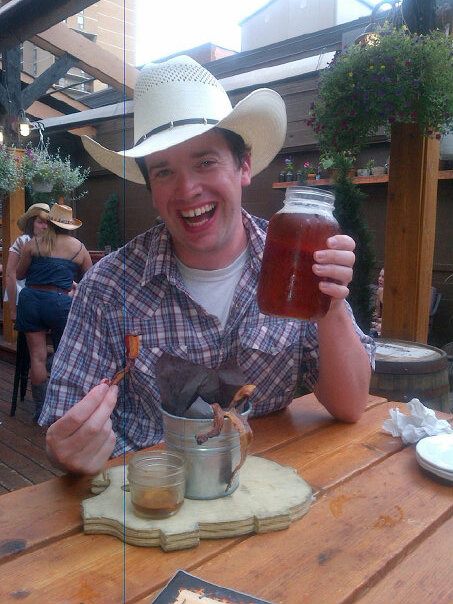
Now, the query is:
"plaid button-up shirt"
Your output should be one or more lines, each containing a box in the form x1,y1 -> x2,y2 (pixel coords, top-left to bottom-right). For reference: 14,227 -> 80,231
41,210 -> 375,456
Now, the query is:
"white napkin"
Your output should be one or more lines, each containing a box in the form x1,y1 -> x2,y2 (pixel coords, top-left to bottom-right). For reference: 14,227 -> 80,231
382,398 -> 453,445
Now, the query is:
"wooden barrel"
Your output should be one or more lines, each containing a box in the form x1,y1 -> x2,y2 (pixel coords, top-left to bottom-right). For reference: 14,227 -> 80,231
370,339 -> 451,413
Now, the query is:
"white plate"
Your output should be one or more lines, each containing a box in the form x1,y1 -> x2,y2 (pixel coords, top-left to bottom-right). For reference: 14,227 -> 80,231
416,453 -> 453,482
416,434 -> 453,472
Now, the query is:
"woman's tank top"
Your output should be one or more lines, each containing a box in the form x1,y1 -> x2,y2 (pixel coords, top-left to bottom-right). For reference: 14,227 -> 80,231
25,239 -> 83,290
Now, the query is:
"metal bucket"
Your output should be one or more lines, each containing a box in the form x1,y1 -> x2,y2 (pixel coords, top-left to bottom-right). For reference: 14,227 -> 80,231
162,405 -> 250,500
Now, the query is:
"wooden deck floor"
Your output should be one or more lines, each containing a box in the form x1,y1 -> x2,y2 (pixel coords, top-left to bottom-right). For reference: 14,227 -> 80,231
0,359 -> 63,493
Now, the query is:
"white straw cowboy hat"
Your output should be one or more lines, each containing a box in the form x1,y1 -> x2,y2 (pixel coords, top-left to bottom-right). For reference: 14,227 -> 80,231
17,203 -> 50,231
48,204 -> 82,230
82,55 -> 287,184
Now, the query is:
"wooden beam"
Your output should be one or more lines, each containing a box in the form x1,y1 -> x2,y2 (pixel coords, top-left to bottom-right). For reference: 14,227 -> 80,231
32,22 -> 138,97
381,123 -> 440,343
27,100 -> 96,137
3,46 -> 21,115
0,60 -> 90,113
2,149 -> 25,344
21,53 -> 77,109
0,0 -> 98,51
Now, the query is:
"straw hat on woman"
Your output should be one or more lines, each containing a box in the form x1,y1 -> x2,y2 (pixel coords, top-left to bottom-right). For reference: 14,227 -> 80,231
5,203 -> 50,321
15,204 -> 92,421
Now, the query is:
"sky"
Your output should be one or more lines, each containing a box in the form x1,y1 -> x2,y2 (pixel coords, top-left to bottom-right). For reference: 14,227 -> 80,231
135,0 -> 272,65
135,0 -> 385,66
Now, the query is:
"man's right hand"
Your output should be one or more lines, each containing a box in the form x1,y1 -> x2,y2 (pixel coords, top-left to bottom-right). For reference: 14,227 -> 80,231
45,382 -> 118,475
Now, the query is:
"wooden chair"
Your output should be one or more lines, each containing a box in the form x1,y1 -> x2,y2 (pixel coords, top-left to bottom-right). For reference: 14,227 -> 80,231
10,331 -> 30,416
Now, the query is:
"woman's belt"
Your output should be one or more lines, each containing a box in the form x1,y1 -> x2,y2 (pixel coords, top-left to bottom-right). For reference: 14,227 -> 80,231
28,284 -> 71,294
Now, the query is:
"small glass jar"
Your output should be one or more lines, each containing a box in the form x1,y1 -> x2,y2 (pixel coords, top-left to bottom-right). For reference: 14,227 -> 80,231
128,450 -> 185,519
257,186 -> 340,321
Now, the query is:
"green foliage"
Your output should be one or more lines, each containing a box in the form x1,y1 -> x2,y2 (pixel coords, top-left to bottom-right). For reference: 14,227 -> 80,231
333,171 -> 375,333
22,143 -> 90,200
0,146 -> 22,194
97,192 -> 122,251
308,24 -> 453,155
283,156 -> 295,173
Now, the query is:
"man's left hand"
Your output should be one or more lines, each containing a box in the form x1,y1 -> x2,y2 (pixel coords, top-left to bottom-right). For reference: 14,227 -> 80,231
313,235 -> 355,304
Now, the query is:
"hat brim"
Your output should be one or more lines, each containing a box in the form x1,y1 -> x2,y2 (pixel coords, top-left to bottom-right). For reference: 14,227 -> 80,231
50,218 -> 82,230
82,88 -> 287,184
17,205 -> 50,231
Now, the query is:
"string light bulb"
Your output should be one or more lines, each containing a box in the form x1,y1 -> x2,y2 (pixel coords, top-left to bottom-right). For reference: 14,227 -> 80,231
0,128 -> 4,145
17,110 -> 31,137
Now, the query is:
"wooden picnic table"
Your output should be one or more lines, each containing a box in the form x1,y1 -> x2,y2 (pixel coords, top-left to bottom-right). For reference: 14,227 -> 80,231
0,393 -> 452,603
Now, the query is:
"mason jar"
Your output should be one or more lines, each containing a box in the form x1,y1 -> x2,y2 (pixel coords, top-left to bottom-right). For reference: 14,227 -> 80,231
257,186 -> 340,321
128,450 -> 185,519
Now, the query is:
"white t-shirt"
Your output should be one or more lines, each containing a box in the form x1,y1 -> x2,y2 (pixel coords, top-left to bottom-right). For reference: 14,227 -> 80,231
4,234 -> 30,303
176,248 -> 248,329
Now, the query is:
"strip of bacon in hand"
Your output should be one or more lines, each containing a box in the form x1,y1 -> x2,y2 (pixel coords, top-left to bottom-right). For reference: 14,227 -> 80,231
109,334 -> 140,386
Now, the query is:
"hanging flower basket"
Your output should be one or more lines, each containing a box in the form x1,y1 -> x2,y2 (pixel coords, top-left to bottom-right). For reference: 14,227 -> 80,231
31,179 -> 53,193
307,24 -> 453,156
0,145 -> 22,196
21,143 -> 90,201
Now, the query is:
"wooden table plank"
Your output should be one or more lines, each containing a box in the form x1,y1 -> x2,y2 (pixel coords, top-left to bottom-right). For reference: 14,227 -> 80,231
1,394 -> 450,604
0,475 -> 92,562
357,515 -> 453,603
0,533 -> 244,603
181,448 -> 453,604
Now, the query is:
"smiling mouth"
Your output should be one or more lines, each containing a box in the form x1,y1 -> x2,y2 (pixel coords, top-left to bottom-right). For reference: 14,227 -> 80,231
180,203 -> 216,227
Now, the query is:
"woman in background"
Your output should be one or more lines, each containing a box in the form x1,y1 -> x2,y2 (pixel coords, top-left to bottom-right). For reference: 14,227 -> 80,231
4,203 -> 50,321
371,268 -> 384,337
15,204 -> 92,420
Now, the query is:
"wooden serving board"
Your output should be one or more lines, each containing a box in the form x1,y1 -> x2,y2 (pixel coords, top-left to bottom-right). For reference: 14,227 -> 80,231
82,456 -> 313,551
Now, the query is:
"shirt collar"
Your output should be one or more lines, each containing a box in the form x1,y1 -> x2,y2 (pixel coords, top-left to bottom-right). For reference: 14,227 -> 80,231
141,208 -> 267,286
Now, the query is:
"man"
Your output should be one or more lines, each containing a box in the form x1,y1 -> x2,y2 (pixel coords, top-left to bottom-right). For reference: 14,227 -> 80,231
42,56 -> 374,475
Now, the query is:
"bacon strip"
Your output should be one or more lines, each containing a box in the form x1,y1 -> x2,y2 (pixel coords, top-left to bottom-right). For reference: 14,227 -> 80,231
224,409 -> 253,491
193,383 -> 256,489
195,403 -> 225,445
109,334 -> 140,386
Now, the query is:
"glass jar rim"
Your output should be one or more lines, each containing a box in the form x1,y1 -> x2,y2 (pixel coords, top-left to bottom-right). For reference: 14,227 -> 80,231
284,185 -> 335,205
128,450 -> 185,478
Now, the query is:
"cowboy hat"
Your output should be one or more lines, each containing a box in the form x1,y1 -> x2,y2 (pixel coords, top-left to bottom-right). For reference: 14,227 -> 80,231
17,203 -> 50,231
48,204 -> 82,230
82,55 -> 287,184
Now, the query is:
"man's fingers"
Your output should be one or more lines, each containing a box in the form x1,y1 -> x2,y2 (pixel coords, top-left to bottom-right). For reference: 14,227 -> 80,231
326,234 -> 356,251
313,263 -> 353,286
63,418 -> 116,474
313,250 -> 355,268
48,382 -> 116,439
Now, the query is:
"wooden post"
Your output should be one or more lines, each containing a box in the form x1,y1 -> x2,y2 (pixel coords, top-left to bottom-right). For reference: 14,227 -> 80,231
2,149 -> 25,344
381,123 -> 439,343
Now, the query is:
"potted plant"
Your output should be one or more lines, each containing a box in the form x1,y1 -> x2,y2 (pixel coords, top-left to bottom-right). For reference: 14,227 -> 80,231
21,143 -> 89,200
318,154 -> 335,178
305,161 -> 316,180
357,159 -> 375,176
370,163 -> 386,176
283,156 -> 295,182
0,145 -> 22,196
307,24 -> 453,157
52,154 -> 90,199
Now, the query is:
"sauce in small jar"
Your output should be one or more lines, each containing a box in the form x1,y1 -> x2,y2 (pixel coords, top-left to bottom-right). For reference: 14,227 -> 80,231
257,187 -> 340,321
128,450 -> 185,519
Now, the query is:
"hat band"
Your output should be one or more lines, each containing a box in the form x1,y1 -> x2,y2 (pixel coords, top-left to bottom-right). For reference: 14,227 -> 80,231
52,217 -> 76,224
135,118 -> 218,146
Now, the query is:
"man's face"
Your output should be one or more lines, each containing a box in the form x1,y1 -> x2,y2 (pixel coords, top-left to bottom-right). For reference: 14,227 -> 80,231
144,129 -> 251,269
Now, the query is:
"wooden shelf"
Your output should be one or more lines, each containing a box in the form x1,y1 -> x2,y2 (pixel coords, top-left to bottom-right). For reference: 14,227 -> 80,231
272,170 -> 453,189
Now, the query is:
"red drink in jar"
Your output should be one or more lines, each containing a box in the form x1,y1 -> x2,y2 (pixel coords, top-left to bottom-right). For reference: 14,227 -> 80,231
257,187 -> 340,320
